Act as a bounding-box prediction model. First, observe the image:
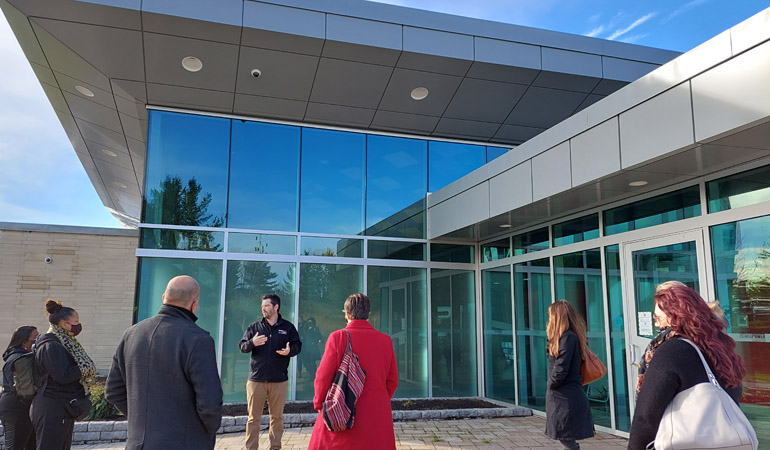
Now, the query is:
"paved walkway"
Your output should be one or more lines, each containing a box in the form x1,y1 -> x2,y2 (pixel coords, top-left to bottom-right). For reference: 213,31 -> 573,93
73,416 -> 628,449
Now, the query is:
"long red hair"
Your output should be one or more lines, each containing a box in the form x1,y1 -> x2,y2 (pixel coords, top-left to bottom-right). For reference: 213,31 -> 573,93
655,285 -> 745,387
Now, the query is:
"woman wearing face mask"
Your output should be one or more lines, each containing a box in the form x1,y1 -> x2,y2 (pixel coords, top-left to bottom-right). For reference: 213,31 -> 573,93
30,299 -> 96,450
0,326 -> 39,450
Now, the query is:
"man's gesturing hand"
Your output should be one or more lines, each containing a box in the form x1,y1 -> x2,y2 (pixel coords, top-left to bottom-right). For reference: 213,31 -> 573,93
276,342 -> 290,356
252,332 -> 267,347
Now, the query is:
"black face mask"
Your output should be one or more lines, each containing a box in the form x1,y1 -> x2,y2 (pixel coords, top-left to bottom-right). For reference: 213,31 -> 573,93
70,323 -> 83,337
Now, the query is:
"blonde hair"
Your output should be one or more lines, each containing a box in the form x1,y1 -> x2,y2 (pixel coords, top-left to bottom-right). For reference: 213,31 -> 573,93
546,300 -> 588,359
656,280 -> 686,293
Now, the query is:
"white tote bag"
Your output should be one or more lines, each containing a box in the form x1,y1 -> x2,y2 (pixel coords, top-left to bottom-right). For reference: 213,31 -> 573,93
650,339 -> 758,450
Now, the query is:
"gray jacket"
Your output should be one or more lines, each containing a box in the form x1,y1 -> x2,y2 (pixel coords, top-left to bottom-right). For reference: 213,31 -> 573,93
106,305 -> 223,450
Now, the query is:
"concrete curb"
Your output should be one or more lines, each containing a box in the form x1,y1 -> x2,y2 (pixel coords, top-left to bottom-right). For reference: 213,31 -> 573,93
0,406 -> 532,448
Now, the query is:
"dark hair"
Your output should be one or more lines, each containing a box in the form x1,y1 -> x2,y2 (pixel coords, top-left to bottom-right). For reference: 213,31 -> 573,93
344,293 -> 370,320
262,294 -> 280,311
655,284 -> 745,387
3,326 -> 37,358
45,299 -> 76,325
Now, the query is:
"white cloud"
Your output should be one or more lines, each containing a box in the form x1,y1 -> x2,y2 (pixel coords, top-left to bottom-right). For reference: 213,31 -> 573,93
664,0 -> 709,23
607,12 -> 656,40
585,25 -> 605,37
621,34 -> 648,44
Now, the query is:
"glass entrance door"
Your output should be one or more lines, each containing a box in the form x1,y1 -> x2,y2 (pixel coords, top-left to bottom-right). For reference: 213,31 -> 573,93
621,230 -> 710,413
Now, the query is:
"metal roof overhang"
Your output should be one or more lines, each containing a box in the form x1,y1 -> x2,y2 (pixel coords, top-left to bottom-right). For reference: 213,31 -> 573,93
0,0 -> 679,228
427,8 -> 770,242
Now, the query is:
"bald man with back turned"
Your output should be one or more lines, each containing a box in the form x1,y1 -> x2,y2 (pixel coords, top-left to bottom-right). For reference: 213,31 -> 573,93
106,275 -> 223,450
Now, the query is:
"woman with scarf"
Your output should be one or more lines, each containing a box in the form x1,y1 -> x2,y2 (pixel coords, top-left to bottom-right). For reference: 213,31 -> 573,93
0,326 -> 39,450
30,299 -> 96,450
628,282 -> 745,450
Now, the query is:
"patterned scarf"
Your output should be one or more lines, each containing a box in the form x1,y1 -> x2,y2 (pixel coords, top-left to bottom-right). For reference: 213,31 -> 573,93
48,324 -> 97,392
635,327 -> 678,397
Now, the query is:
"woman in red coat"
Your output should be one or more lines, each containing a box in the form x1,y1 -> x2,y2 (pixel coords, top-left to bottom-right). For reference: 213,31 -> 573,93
308,293 -> 398,450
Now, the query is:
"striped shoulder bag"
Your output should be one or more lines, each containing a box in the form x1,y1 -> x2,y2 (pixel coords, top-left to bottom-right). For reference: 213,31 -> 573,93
322,329 -> 366,432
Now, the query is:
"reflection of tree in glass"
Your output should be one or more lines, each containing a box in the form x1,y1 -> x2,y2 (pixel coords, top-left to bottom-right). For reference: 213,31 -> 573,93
144,176 -> 224,250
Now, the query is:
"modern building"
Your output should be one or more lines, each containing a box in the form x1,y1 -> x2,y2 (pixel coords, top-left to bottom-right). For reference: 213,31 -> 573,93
2,0 -> 769,440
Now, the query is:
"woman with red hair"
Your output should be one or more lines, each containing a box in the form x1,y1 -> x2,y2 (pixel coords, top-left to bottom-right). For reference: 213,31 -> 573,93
628,282 -> 745,450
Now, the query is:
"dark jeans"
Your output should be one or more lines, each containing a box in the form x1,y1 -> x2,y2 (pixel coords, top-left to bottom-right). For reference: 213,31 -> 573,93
30,395 -> 74,450
0,393 -> 36,450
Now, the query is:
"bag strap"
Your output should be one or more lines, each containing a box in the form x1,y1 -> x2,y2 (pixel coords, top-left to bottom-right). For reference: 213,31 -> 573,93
344,329 -> 352,352
680,339 -> 723,391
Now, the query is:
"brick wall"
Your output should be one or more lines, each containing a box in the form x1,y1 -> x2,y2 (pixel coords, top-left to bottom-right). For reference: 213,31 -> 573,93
0,223 -> 138,373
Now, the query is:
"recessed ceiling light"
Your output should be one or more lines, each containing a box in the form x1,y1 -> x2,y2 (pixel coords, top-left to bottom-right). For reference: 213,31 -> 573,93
75,85 -> 94,97
102,149 -> 117,157
114,181 -> 127,189
629,180 -> 648,187
410,87 -> 429,100
181,56 -> 203,72
499,224 -> 511,228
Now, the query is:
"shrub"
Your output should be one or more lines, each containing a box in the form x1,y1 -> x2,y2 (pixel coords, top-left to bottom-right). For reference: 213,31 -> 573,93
87,381 -> 120,420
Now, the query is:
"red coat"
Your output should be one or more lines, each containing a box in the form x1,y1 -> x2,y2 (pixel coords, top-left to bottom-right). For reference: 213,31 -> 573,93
308,320 -> 398,450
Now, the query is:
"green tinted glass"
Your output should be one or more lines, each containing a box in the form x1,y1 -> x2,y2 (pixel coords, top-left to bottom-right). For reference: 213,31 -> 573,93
604,186 -> 701,236
368,240 -> 426,261
552,214 -> 599,247
300,237 -> 362,258
140,229 -> 224,251
513,228 -> 549,256
483,238 -> 511,262
482,266 -> 514,402
228,233 -> 296,255
605,245 -> 630,431
707,165 -> 770,213
430,243 -> 474,263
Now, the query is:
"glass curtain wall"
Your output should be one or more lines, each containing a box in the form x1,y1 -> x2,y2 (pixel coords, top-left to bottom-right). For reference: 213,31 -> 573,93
296,264 -> 363,400
482,266 -> 514,402
514,258 -> 551,411
605,245 -> 631,431
431,269 -> 477,397
554,249 -> 610,427
368,267 -> 428,398
711,214 -> 770,446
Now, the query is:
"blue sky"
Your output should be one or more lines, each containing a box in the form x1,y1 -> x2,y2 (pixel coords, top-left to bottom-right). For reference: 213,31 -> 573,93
0,1 -> 767,229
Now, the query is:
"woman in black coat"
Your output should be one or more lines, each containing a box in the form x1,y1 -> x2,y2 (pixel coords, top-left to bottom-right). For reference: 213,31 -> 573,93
0,326 -> 39,450
545,300 -> 594,450
30,299 -> 96,450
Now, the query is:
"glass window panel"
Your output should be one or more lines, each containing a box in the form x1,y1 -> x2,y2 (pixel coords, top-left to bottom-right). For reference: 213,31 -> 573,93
430,243 -> 474,263
368,240 -> 425,261
483,238 -> 511,262
711,215 -> 770,442
300,237 -> 362,258
486,146 -> 508,163
144,111 -> 229,226
431,269 -> 477,397
554,249 -> 610,427
482,266 -> 514,402
603,186 -> 701,236
514,258 -> 550,411
553,214 -> 599,247
228,121 -> 300,231
300,129 -> 365,235
367,267 -> 428,398
296,264 -> 363,400
221,262 -> 295,403
605,245 -> 630,431
140,229 -> 224,251
707,165 -> 770,213
136,257 -> 222,350
513,228 -> 549,256
428,141 -> 486,193
366,135 -> 427,239
228,233 -> 296,255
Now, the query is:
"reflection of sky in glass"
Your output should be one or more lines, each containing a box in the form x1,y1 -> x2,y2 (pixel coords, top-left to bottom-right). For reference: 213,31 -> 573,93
145,111 -> 229,225
366,135 -> 427,233
229,121 -> 300,231
228,233 -> 296,255
300,237 -> 363,258
429,141 -> 485,193
486,146 -> 508,163
300,129 -> 365,235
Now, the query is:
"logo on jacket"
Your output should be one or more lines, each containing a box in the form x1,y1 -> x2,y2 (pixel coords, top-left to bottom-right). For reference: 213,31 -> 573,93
278,330 -> 287,335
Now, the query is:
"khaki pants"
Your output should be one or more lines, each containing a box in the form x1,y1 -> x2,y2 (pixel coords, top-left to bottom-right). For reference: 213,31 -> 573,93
245,380 -> 288,450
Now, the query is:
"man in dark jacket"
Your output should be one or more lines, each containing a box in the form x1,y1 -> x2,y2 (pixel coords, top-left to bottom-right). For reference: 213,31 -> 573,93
106,275 -> 223,450
240,294 -> 301,450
